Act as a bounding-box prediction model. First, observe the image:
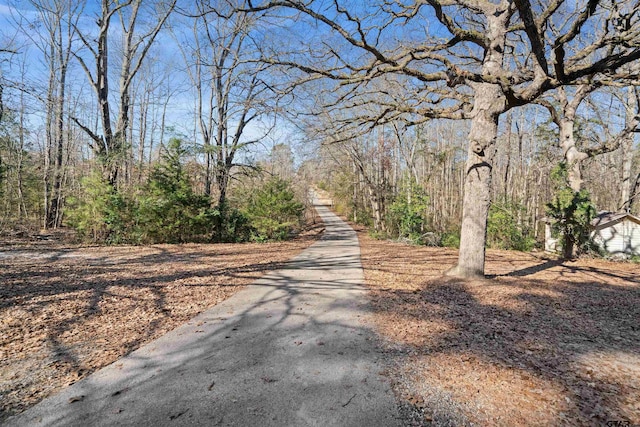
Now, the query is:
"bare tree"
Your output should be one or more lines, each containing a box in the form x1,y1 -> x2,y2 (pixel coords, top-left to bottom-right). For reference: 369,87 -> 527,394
174,0 -> 276,208
540,85 -> 640,197
0,40 -> 18,125
240,0 -> 640,277
0,65 -> 4,126
31,0 -> 83,228
620,86 -> 640,212
72,0 -> 176,187
345,131 -> 391,232
268,143 -> 295,180
126,52 -> 177,184
8,0 -> 84,228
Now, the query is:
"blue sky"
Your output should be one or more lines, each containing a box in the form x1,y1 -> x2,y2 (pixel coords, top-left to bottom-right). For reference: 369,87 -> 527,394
0,0 -> 290,164
0,0 -> 636,163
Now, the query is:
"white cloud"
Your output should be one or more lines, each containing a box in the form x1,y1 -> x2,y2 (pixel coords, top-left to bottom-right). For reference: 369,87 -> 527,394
0,4 -> 14,16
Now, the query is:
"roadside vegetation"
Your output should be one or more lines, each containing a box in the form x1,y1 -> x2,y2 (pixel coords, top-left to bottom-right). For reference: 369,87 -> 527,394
65,138 -> 307,245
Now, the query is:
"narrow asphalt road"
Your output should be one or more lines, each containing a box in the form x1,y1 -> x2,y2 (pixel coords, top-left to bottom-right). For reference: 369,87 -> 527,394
6,201 -> 400,426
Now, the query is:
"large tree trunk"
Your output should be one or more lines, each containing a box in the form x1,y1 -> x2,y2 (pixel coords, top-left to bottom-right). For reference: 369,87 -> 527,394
558,114 -> 585,259
620,86 -> 637,212
447,82 -> 501,278
559,118 -> 588,193
447,10 -> 508,279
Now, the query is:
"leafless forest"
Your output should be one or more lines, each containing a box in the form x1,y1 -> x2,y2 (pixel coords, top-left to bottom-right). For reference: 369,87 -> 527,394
0,0 -> 639,271
2,2 -> 640,425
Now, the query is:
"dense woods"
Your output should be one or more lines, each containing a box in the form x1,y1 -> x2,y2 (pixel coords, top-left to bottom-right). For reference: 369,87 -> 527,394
0,0 -> 308,244
0,0 -> 639,274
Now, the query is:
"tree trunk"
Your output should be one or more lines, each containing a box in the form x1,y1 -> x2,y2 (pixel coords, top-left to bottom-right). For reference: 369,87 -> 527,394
448,85 -> 500,278
137,89 -> 147,184
43,41 -> 55,228
560,119 -> 588,193
503,112 -> 512,203
96,8 -> 116,186
368,185 -> 384,232
46,58 -> 67,229
620,86 -> 637,212
558,116 -> 584,259
217,167 -> 228,208
562,237 -> 575,260
447,8 -> 508,279
352,161 -> 358,223
17,88 -> 27,219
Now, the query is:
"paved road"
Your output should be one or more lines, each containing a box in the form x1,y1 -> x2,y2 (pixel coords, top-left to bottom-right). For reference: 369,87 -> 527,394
6,202 -> 400,426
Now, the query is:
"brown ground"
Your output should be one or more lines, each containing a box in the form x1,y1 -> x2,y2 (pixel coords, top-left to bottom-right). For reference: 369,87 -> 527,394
3,217 -> 639,426
0,223 -> 323,422
358,232 -> 640,426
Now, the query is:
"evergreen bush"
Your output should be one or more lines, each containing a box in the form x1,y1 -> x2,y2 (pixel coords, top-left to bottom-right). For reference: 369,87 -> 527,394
137,138 -> 214,243
546,163 -> 596,259
66,171 -> 132,243
243,177 -> 304,241
441,229 -> 461,248
387,180 -> 430,244
487,203 -> 535,251
210,203 -> 251,243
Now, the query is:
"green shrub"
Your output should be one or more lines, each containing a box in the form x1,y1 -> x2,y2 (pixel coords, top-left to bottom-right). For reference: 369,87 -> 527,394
67,172 -> 117,242
367,228 -> 389,241
69,139 -> 217,244
137,138 -> 214,243
104,191 -> 139,244
546,163 -> 596,259
243,177 -> 304,241
387,180 -> 430,244
441,229 -> 460,248
487,203 -> 535,251
211,203 -> 251,243
67,173 -> 136,243
345,206 -> 372,227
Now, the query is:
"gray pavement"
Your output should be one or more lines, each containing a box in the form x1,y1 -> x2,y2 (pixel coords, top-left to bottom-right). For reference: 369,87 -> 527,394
5,202 -> 400,426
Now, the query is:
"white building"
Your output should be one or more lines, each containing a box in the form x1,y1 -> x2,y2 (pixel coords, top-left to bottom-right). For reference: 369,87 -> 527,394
591,211 -> 640,258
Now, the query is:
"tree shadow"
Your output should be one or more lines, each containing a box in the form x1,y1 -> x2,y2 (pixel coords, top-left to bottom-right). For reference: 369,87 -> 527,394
370,272 -> 640,425
489,258 -> 565,277
0,240 -> 320,421
3,218 -> 410,427
488,257 -> 640,287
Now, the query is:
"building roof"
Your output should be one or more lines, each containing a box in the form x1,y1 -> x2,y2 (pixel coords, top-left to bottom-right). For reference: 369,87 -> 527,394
591,211 -> 640,228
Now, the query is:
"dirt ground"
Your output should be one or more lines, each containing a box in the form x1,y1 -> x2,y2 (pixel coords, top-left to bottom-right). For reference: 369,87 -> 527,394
0,223 -> 323,422
3,217 -> 639,426
358,233 -> 640,426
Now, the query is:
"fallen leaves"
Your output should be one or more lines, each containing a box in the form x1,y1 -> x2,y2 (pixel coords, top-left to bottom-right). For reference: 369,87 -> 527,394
359,233 -> 640,426
0,222 -> 322,422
